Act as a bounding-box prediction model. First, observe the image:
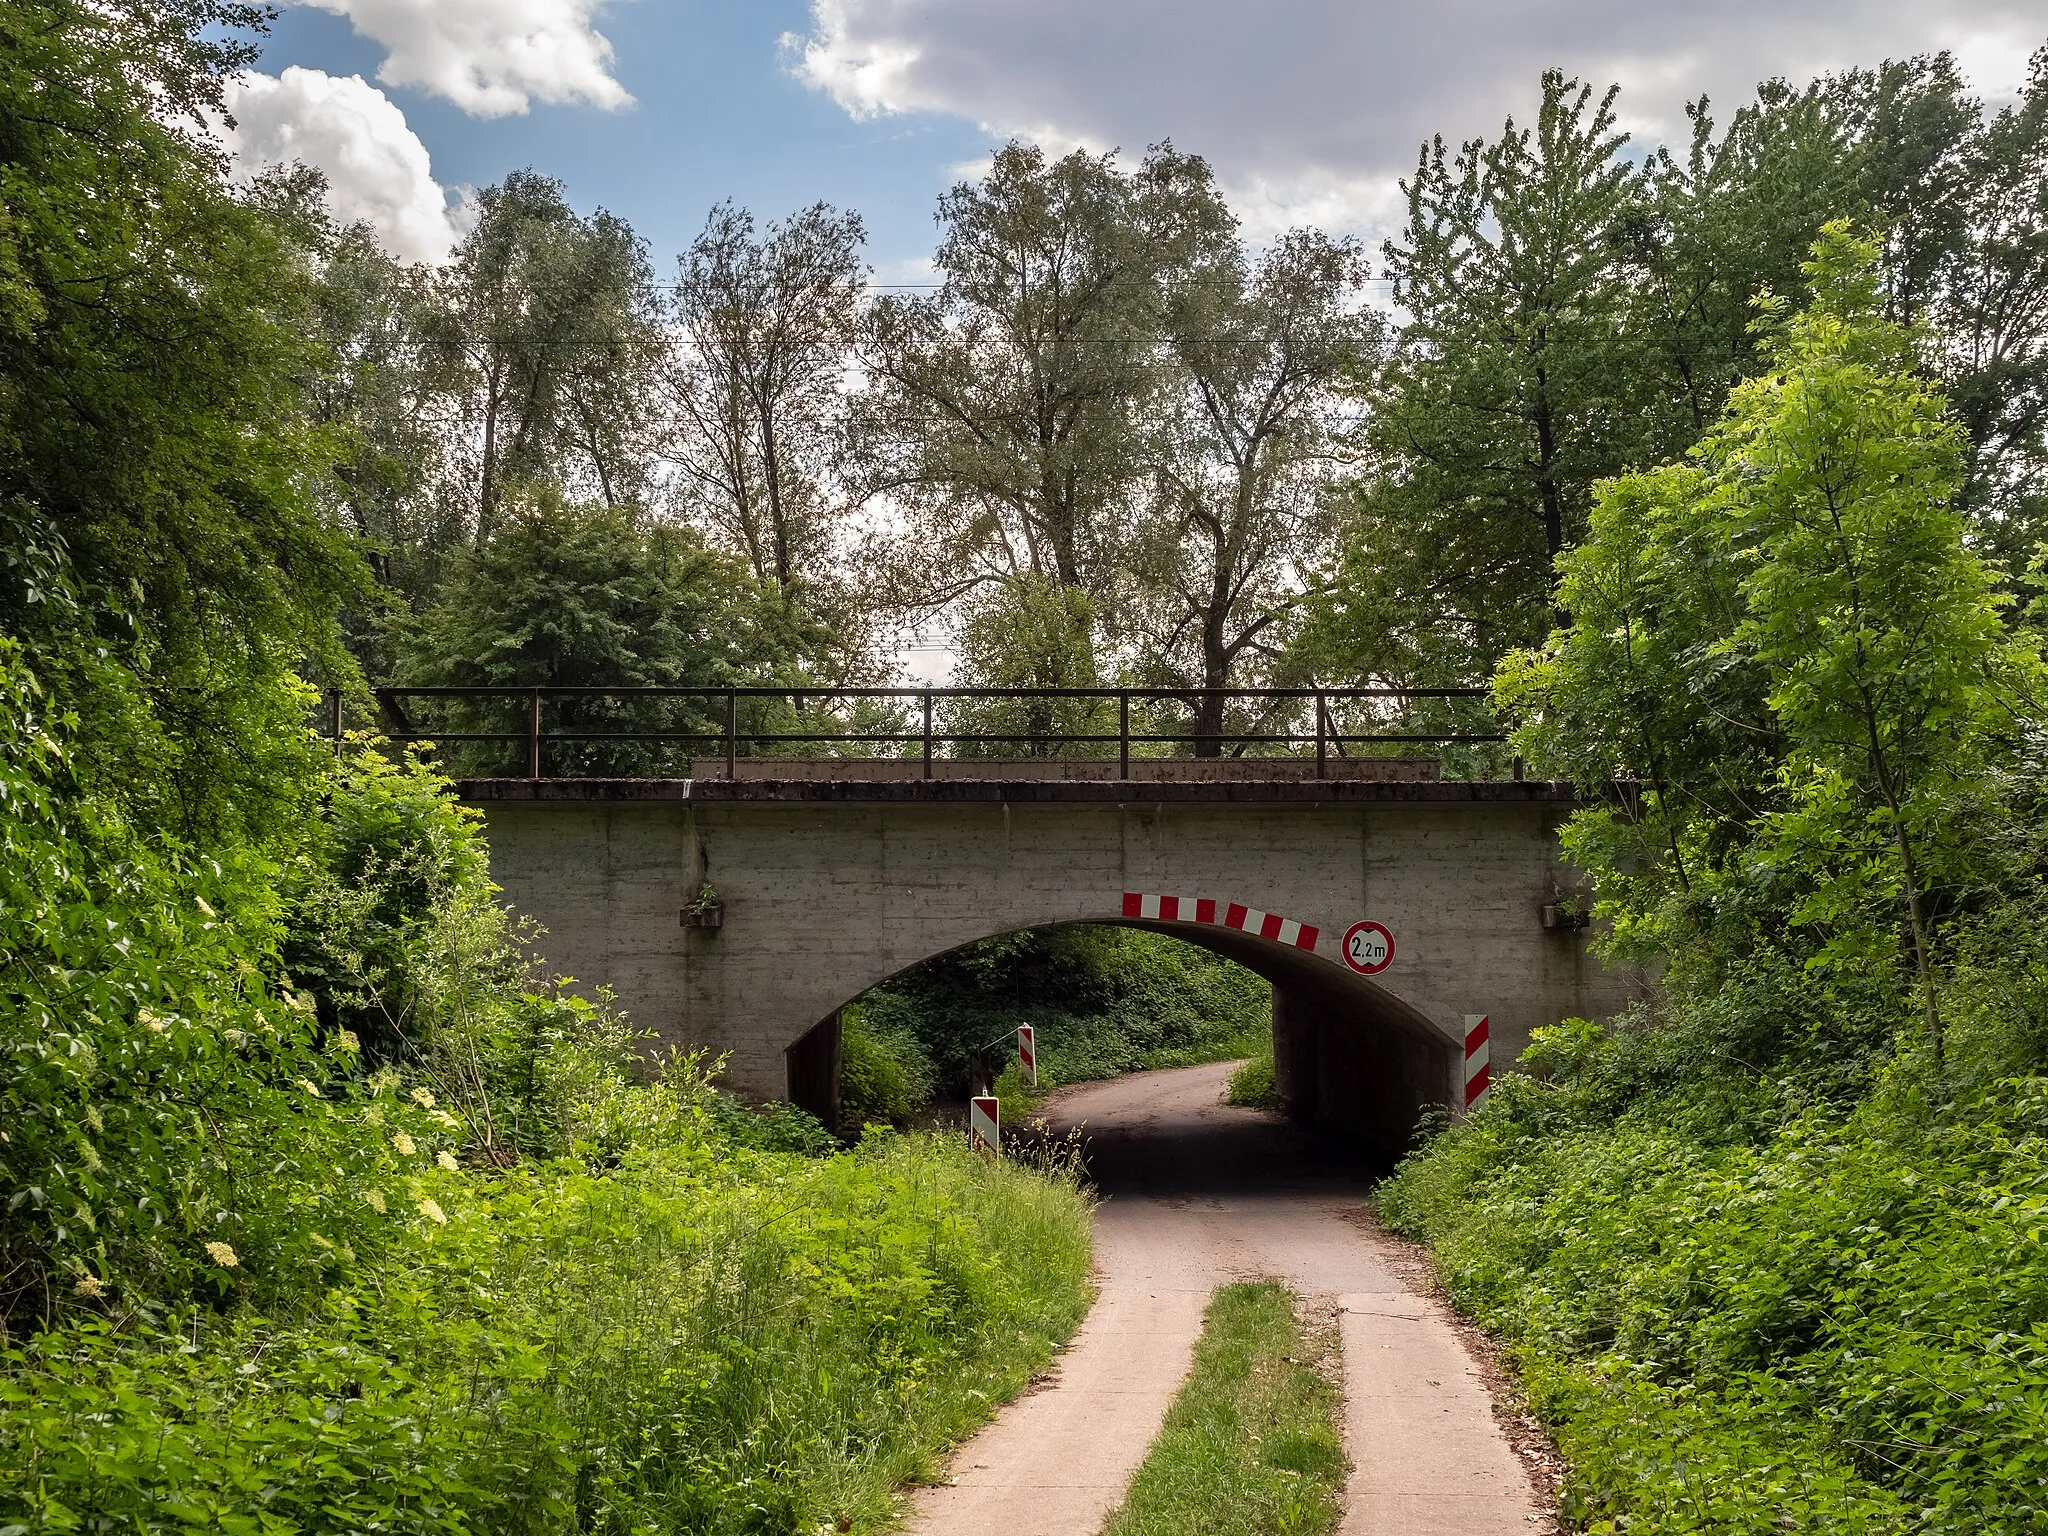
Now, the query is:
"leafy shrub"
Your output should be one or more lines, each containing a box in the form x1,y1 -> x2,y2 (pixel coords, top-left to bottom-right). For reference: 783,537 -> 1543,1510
0,1113 -> 1094,1535
840,1005 -> 928,1125
0,645 -> 426,1328
1226,1052 -> 1280,1109
1381,1048 -> 2048,1535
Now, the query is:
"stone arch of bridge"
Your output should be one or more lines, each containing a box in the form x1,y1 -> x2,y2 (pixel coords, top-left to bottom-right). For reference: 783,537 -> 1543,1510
788,908 -> 1462,1159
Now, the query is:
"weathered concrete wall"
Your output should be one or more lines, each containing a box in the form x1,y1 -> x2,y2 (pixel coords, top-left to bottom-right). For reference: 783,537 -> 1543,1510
468,782 -> 1638,1149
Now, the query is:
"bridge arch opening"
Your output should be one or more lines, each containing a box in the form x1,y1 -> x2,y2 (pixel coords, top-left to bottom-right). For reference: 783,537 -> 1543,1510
790,915 -> 1460,1161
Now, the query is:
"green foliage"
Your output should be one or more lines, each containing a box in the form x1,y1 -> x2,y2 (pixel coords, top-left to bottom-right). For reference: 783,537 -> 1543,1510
1102,1282 -> 1346,1536
855,143 -> 1233,600
839,1006 -> 928,1127
1502,226 -> 2040,1070
1383,232 -> 2048,1535
398,499 -> 818,775
1226,1052 -> 1282,1110
1380,1059 -> 2048,1535
859,926 -> 1270,1099
1335,72 -> 1653,677
427,170 -> 663,539
0,0 -> 367,844
1312,51 -> 2048,689
1,1117 -> 1093,1535
940,575 -> 1110,756
0,643 -> 414,1327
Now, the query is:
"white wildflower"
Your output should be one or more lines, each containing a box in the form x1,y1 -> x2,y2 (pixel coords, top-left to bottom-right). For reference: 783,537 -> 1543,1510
409,1087 -> 436,1110
73,1274 -> 106,1299
436,1150 -> 458,1172
417,1198 -> 447,1226
204,1241 -> 239,1268
391,1132 -> 416,1156
364,1189 -> 387,1214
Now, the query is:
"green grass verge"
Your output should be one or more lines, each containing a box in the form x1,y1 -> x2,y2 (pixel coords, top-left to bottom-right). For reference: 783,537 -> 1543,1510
1141,1025 -> 1272,1073
1378,1061 -> 2048,1533
1226,1050 -> 1281,1108
1,1127 -> 1094,1536
1101,1281 -> 1347,1536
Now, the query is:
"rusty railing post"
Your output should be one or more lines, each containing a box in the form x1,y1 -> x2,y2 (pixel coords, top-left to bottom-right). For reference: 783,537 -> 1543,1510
922,689 -> 933,779
1119,691 -> 1130,778
327,688 -> 343,752
725,688 -> 738,782
527,688 -> 542,779
1315,692 -> 1327,779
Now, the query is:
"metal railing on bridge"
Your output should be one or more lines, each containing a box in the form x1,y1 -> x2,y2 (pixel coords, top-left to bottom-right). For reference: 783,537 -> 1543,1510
324,685 -> 1509,782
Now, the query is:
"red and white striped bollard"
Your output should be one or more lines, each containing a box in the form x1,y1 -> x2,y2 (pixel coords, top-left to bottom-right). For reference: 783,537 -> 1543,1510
1463,1015 -> 1491,1112
969,1094 -> 1000,1155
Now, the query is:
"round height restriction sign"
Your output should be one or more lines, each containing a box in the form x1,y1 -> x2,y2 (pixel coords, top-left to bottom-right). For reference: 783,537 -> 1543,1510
1341,920 -> 1395,975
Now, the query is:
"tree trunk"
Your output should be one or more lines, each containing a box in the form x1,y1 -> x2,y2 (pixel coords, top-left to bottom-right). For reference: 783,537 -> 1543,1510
1194,576 -> 1233,759
1895,823 -> 1945,1078
477,360 -> 503,547
757,378 -> 793,590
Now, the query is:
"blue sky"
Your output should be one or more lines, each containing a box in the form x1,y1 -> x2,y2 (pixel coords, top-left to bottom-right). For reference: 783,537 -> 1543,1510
246,2 -> 986,273
227,1 -> 2043,272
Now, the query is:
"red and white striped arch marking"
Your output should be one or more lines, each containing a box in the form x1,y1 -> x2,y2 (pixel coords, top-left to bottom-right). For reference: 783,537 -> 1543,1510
1464,1014 -> 1491,1111
1121,892 -> 1320,953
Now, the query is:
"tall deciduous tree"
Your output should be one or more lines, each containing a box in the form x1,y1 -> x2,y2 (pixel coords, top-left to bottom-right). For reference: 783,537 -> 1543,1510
854,143 -> 1232,608
1504,227 -> 2037,1070
0,0 -> 366,839
400,498 -> 808,775
1629,79 -> 1864,441
665,201 -> 866,593
1936,45 -> 2048,573
939,575 -> 1106,758
426,172 -> 660,543
1124,229 -> 1380,751
1324,72 -> 1652,683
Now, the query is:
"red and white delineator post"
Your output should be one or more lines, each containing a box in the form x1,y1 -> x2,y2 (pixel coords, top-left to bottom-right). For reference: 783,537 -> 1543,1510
1017,1024 -> 1037,1087
1463,1014 -> 1491,1113
969,1094 -> 1000,1155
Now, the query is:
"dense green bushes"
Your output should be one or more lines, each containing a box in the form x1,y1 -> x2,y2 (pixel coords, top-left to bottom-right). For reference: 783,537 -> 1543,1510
1382,1044 -> 2048,1533
1225,1051 -> 1280,1110
0,643 -> 1093,1532
2,1111 -> 1091,1535
1380,231 -> 2048,1534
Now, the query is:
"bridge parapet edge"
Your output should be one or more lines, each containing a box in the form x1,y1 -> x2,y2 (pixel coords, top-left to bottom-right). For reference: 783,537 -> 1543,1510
454,777 -> 1582,805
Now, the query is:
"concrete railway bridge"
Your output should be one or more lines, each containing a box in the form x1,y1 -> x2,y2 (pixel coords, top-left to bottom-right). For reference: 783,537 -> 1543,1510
376,683 -> 1637,1155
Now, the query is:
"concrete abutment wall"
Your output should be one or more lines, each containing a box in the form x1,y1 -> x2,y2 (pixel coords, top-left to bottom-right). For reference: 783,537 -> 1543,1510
466,783 -> 1638,1151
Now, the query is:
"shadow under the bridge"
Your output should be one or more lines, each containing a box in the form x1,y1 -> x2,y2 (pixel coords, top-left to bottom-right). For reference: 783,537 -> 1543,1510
1023,1061 -> 1392,1201
806,918 -> 1461,1161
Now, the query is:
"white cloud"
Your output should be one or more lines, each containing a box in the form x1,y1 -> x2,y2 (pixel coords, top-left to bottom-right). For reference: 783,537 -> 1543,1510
298,0 -> 632,118
788,0 -> 2046,243
224,67 -> 466,261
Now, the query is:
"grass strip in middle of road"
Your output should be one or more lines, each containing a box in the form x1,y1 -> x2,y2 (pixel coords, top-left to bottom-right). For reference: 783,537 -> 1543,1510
1100,1280 -> 1348,1536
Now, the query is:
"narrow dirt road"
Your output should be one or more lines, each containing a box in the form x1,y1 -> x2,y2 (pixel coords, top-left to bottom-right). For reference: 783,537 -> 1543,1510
903,1062 -> 1541,1536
